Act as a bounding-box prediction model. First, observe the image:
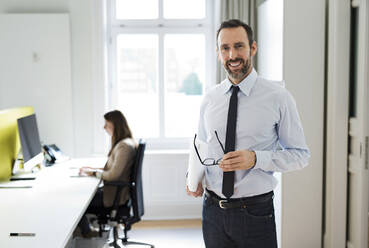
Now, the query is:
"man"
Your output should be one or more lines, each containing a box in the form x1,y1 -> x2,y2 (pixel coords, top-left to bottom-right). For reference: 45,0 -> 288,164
186,19 -> 310,248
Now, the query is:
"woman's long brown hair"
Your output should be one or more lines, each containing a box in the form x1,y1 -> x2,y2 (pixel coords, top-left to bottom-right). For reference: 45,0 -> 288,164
104,110 -> 132,156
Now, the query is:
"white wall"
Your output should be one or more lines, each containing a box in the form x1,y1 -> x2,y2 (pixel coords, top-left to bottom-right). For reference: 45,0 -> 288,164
0,14 -> 74,155
0,0 -> 96,157
142,152 -> 202,220
282,0 -> 325,247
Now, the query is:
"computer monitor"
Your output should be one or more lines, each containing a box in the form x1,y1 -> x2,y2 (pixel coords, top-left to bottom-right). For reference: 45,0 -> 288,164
17,114 -> 43,171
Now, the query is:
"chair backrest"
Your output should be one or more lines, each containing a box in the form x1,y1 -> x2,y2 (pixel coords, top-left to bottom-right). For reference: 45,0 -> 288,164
129,140 -> 146,222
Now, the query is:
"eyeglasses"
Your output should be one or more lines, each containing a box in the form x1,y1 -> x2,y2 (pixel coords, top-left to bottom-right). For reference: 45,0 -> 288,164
193,131 -> 225,166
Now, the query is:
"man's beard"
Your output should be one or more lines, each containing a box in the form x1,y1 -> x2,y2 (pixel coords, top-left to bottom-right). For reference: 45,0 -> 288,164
224,57 -> 251,81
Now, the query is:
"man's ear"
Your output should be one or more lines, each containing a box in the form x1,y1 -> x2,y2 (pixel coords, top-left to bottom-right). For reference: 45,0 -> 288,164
251,41 -> 257,57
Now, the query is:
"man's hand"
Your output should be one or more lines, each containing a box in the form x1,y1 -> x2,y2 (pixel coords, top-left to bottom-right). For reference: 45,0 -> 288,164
186,182 -> 204,197
219,150 -> 256,172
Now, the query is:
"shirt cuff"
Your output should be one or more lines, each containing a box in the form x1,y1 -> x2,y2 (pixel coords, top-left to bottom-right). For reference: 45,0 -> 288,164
95,170 -> 103,179
253,150 -> 271,170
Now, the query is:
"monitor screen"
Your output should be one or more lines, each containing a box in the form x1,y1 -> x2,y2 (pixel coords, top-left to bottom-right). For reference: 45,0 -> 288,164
17,114 -> 42,166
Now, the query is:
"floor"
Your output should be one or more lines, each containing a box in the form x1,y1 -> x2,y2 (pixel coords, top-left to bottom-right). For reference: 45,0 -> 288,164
71,219 -> 205,248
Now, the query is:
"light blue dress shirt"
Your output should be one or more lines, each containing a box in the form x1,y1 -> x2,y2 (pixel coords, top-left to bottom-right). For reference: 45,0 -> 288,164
197,68 -> 310,198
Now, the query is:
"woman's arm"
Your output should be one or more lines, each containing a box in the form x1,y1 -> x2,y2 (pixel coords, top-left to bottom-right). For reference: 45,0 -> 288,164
100,142 -> 135,181
79,166 -> 104,176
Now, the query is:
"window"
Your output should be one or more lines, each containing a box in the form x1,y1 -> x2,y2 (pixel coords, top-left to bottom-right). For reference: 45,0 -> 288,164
107,0 -> 215,149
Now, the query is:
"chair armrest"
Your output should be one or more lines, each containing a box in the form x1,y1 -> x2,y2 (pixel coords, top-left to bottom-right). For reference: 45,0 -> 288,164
104,181 -> 132,188
105,181 -> 132,213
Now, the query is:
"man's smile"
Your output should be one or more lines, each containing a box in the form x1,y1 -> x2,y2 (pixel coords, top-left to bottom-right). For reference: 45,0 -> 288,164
227,59 -> 244,70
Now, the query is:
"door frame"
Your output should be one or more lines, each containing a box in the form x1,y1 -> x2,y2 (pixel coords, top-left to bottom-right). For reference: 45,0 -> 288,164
346,0 -> 369,247
323,0 -> 350,247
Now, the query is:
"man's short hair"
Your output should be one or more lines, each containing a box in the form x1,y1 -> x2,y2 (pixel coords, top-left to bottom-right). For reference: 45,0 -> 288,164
216,19 -> 254,48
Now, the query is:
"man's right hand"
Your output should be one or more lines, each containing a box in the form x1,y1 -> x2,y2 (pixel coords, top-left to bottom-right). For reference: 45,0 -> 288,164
186,182 -> 204,197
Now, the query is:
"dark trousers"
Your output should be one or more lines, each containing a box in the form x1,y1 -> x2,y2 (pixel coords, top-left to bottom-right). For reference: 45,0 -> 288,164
202,191 -> 277,248
79,188 -> 104,235
87,187 -> 104,210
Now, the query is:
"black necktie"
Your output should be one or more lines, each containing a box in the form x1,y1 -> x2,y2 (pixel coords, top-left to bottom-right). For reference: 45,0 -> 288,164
222,85 -> 239,198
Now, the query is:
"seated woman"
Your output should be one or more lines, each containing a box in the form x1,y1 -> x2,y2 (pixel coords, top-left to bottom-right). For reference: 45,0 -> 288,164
78,110 -> 136,237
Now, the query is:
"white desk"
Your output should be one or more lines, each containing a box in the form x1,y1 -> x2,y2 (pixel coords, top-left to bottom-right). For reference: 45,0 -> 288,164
0,158 -> 106,248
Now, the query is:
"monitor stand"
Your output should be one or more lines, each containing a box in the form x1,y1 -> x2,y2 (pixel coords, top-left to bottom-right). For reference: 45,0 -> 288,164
12,150 -> 24,174
11,150 -> 41,180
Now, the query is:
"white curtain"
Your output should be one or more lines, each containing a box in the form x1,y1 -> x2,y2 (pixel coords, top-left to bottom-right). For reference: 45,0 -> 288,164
216,0 -> 266,83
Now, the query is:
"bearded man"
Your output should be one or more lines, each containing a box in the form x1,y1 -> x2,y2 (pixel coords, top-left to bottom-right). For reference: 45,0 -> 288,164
186,19 -> 310,248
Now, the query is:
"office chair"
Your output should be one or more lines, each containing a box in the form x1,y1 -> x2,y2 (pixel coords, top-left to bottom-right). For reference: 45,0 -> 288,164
89,140 -> 154,248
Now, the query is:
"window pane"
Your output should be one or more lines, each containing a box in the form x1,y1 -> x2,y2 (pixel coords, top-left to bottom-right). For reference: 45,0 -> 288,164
117,34 -> 159,138
164,34 -> 205,137
163,0 -> 205,19
116,0 -> 158,19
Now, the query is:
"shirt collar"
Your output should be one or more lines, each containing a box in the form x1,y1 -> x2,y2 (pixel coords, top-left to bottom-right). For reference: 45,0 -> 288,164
221,68 -> 258,96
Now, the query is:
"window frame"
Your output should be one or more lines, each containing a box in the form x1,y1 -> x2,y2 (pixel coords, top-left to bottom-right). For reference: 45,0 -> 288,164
106,0 -> 216,150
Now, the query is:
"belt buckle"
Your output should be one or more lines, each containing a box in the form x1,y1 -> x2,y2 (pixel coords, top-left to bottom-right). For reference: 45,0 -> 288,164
219,200 -> 228,209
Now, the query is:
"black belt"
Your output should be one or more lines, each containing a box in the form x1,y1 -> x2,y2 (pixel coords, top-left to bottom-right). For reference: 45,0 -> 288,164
205,189 -> 274,210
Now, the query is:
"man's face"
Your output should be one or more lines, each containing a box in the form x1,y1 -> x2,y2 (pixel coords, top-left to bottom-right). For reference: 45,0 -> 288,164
217,26 -> 257,84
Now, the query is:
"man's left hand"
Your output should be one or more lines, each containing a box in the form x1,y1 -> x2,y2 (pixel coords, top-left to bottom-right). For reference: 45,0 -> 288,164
219,150 -> 256,171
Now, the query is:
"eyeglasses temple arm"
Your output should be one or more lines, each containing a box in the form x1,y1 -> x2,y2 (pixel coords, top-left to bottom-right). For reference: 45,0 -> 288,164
193,134 -> 205,164
214,130 -> 226,153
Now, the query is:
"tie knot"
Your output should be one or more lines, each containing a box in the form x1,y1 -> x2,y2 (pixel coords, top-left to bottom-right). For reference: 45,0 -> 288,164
231,85 -> 239,94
